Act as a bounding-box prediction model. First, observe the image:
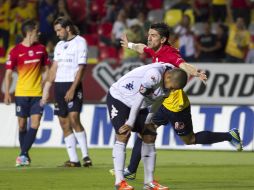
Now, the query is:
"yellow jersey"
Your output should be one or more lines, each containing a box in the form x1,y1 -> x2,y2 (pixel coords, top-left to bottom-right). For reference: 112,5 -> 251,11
163,89 -> 190,112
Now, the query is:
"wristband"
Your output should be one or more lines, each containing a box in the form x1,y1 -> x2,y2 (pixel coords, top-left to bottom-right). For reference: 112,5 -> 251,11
128,42 -> 134,49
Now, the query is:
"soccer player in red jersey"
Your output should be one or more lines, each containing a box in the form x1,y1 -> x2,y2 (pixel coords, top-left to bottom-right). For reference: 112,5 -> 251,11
4,19 -> 50,167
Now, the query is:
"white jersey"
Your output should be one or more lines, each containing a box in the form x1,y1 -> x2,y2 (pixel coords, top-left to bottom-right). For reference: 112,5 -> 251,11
110,63 -> 173,109
54,35 -> 88,82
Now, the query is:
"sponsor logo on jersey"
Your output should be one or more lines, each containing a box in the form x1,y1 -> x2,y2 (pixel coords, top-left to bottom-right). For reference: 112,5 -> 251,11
28,50 -> 34,57
122,81 -> 134,90
19,53 -> 25,57
24,59 -> 40,64
36,51 -> 43,54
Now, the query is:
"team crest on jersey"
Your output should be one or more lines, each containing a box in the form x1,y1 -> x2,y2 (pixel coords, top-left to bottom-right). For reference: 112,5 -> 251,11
139,84 -> 147,94
174,122 -> 185,130
16,106 -> 21,112
122,81 -> 134,90
151,76 -> 156,82
64,44 -> 69,49
77,92 -> 82,99
28,50 -> 34,56
68,101 -> 73,108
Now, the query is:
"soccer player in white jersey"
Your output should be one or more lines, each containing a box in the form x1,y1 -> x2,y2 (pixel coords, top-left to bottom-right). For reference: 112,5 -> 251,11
107,63 -> 188,190
41,17 -> 92,167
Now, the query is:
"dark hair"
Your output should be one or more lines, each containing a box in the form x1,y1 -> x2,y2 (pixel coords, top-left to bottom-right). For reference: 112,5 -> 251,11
171,68 -> 188,89
21,19 -> 38,37
150,22 -> 171,45
54,17 -> 79,35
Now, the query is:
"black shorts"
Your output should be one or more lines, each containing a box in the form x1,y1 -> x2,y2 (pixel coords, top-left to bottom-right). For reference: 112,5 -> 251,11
54,82 -> 83,117
152,105 -> 193,136
15,96 -> 43,117
106,92 -> 149,135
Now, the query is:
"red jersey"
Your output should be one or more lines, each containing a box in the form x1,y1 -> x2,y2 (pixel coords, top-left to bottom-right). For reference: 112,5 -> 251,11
143,45 -> 185,67
5,43 -> 51,96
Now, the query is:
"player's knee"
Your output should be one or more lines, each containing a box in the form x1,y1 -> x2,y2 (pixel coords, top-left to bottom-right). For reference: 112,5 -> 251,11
116,134 -> 129,143
181,134 -> 196,145
142,134 -> 156,143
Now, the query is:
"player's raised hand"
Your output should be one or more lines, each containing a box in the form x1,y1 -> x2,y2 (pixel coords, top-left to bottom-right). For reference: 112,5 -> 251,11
119,124 -> 132,136
120,33 -> 129,48
197,70 -> 207,85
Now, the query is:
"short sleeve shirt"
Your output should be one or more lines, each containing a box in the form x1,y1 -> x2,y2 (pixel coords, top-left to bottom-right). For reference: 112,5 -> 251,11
54,35 -> 88,82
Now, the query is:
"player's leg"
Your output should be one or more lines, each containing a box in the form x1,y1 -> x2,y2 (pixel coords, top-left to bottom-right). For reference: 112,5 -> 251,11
69,112 -> 92,167
20,97 -> 43,161
54,82 -> 80,167
16,116 -> 30,167
142,126 -> 169,190
172,106 -> 243,151
58,116 -> 80,166
17,117 -> 27,153
125,134 -> 142,180
107,93 -> 133,190
68,84 -> 92,167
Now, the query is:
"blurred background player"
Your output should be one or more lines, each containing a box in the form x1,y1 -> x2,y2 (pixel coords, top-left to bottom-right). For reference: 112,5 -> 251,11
41,17 -> 92,167
107,62 -> 188,190
4,19 -> 50,167
115,22 -> 242,180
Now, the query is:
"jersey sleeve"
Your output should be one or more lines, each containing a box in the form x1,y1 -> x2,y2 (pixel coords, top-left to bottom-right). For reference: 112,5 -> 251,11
42,46 -> 51,66
77,39 -> 88,65
53,42 -> 60,62
139,69 -> 161,96
167,50 -> 185,67
5,48 -> 17,70
143,47 -> 154,58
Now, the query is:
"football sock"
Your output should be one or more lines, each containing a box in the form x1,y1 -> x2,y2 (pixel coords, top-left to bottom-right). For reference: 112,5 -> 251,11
128,136 -> 142,173
113,141 -> 126,185
74,131 -> 88,158
21,128 -> 38,157
142,142 -> 156,184
195,131 -> 231,144
19,129 -> 27,150
64,133 -> 79,162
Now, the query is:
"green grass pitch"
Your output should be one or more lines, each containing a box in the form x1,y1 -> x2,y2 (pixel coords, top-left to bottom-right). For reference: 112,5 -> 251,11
0,148 -> 254,190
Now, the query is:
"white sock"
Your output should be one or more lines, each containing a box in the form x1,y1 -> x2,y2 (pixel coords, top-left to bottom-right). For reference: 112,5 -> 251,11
113,141 -> 126,185
142,142 -> 156,184
64,133 -> 79,162
74,131 -> 89,158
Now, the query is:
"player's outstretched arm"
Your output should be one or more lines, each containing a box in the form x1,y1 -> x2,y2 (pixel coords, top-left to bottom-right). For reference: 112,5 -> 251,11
179,62 -> 207,84
120,33 -> 147,54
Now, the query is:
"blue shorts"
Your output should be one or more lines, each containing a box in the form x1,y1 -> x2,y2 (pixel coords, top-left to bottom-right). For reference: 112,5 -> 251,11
106,92 -> 149,135
152,105 -> 193,136
54,82 -> 83,117
15,97 -> 43,117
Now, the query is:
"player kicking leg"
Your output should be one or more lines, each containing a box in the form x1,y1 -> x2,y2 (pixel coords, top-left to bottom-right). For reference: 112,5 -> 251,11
116,104 -> 243,179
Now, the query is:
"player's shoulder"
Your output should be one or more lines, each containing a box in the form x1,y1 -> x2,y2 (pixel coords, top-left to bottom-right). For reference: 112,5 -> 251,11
73,35 -> 87,47
162,44 -> 179,53
33,42 -> 47,50
143,63 -> 164,80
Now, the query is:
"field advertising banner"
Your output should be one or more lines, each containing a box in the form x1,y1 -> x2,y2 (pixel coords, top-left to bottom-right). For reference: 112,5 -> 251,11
0,104 -> 253,151
1,63 -> 254,105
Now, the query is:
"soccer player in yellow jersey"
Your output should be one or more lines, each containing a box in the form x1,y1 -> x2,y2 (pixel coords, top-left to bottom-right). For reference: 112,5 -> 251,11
4,20 -> 50,167
113,22 -> 243,181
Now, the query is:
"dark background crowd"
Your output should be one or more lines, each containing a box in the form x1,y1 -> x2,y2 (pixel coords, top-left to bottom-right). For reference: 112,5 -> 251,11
0,0 -> 254,64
